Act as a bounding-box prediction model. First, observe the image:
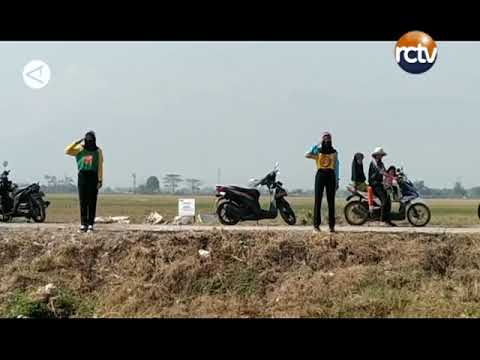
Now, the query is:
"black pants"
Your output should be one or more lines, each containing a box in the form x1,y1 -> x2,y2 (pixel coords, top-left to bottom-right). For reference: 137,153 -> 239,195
78,171 -> 99,226
314,170 -> 336,229
372,184 -> 391,222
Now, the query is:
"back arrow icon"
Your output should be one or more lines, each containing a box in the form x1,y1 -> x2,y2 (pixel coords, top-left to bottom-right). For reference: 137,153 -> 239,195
26,65 -> 44,84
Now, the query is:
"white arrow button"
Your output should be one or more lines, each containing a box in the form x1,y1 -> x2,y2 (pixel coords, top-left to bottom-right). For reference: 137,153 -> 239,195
23,60 -> 51,89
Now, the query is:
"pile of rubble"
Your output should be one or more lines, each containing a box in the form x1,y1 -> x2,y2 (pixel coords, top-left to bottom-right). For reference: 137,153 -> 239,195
95,216 -> 130,224
144,212 -> 165,225
95,213 -> 220,226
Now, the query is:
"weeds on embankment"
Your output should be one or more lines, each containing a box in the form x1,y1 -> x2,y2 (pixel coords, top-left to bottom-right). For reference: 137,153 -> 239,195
2,228 -> 480,318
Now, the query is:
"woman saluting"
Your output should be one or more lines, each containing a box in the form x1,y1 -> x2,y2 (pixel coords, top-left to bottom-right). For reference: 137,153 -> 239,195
305,132 -> 339,233
65,131 -> 104,233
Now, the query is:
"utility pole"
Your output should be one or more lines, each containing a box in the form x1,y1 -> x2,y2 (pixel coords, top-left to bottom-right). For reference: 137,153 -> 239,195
132,173 -> 136,194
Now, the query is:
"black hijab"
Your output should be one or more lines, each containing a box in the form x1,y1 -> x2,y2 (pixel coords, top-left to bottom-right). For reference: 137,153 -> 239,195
351,153 -> 366,182
319,140 -> 336,154
84,131 -> 98,151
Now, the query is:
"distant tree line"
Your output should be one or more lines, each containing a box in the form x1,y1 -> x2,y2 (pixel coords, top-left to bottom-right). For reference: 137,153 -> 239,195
42,175 -> 76,193
40,173 -> 480,199
134,174 -> 204,195
412,180 -> 474,199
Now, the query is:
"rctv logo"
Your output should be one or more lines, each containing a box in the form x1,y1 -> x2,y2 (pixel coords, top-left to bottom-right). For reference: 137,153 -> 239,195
395,31 -> 438,74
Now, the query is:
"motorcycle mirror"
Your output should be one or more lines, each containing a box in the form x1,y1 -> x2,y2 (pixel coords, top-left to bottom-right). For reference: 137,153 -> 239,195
248,178 -> 260,186
2,161 -> 7,168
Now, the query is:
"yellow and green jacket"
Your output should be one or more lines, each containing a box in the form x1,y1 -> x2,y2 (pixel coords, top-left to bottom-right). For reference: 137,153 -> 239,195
65,142 -> 104,182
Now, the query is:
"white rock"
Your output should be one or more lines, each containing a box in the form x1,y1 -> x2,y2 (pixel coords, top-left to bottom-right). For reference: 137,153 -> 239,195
197,214 -> 219,225
44,283 -> 56,295
145,212 -> 164,225
198,249 -> 211,258
173,216 -> 195,225
95,216 -> 130,224
35,283 -> 57,300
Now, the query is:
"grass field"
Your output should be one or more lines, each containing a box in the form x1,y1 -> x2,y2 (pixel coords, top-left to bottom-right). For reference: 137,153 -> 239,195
42,194 -> 480,227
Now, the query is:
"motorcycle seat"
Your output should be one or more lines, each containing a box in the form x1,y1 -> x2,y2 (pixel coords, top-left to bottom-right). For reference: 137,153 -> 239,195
13,187 -> 29,195
224,186 -> 260,199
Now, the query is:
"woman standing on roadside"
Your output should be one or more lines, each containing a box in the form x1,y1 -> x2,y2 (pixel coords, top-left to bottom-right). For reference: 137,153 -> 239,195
65,131 -> 104,233
305,132 -> 339,233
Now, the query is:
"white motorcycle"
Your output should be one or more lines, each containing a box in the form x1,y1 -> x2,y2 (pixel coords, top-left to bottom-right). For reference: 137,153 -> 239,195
344,167 -> 431,227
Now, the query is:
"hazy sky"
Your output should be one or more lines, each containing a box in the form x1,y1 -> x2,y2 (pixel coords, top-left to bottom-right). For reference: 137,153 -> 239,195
0,41 -> 478,189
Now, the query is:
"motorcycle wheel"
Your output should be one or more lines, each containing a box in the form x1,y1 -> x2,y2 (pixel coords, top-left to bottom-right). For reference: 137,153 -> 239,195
407,203 -> 430,227
216,199 -> 240,225
31,197 -> 46,223
277,198 -> 296,225
344,200 -> 369,226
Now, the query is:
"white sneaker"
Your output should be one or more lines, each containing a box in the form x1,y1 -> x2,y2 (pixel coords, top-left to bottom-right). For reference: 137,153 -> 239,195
78,225 -> 87,233
87,225 -> 95,233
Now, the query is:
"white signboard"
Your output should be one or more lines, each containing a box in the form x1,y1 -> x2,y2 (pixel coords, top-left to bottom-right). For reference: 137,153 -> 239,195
178,199 -> 195,217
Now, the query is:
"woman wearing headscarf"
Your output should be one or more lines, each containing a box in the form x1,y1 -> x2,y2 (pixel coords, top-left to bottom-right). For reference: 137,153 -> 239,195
305,132 -> 339,233
351,152 -> 368,192
65,131 -> 104,232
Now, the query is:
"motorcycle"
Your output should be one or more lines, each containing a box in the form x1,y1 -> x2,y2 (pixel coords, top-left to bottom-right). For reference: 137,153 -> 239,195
0,169 -> 50,223
344,167 -> 431,227
215,163 -> 296,225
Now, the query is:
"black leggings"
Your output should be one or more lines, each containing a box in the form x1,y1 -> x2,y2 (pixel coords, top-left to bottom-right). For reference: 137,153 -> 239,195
372,184 -> 391,222
78,171 -> 99,226
314,170 -> 336,229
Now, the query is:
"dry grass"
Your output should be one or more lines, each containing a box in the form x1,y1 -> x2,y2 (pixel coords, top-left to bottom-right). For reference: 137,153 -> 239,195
2,228 -> 480,317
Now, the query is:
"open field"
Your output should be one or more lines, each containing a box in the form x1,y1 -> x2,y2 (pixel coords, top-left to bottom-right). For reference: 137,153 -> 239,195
42,194 -> 480,227
3,228 -> 480,318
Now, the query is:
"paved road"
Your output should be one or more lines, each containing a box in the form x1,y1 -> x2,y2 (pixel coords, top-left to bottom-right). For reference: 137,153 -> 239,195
1,222 -> 480,235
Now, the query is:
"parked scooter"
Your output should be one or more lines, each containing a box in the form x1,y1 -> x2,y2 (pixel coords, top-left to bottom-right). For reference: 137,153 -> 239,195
215,163 -> 296,225
0,169 -> 50,222
344,167 -> 431,227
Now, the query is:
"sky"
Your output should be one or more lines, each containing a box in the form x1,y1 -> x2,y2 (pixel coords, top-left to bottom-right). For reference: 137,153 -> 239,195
0,41 -> 478,190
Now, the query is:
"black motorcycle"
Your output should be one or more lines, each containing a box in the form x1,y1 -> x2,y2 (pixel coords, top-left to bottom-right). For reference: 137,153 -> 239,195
215,163 -> 296,225
0,169 -> 50,222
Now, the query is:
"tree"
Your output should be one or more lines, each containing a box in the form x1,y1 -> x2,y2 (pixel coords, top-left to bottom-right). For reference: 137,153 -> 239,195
453,181 -> 467,198
136,184 -> 147,194
162,174 -> 183,194
290,188 -> 304,196
145,176 -> 160,193
44,175 -> 57,187
413,180 -> 432,197
184,178 -> 203,194
469,186 -> 480,198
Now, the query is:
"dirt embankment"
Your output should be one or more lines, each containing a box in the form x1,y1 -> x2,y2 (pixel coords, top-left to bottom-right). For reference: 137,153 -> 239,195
2,228 -> 480,318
